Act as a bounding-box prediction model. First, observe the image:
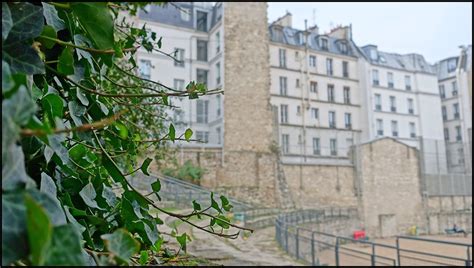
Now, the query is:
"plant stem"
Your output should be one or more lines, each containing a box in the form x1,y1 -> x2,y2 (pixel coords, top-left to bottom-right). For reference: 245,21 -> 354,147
38,35 -> 138,55
50,2 -> 71,9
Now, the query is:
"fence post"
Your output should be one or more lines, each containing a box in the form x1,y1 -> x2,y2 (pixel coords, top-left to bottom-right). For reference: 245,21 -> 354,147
371,243 -> 375,266
335,237 -> 340,266
396,237 -> 401,266
311,232 -> 316,266
296,228 -> 300,259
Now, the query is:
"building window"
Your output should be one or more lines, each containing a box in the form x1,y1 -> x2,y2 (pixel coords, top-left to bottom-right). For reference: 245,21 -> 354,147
310,81 -> 318,93
442,106 -> 447,121
196,11 -> 208,32
180,8 -> 190,21
216,95 -> 221,116
197,40 -> 208,61
313,138 -> 320,155
321,38 -> 328,50
328,111 -> 336,128
456,126 -> 462,141
216,62 -> 221,85
330,139 -> 337,156
139,59 -> 151,79
344,113 -> 352,129
196,100 -> 209,123
391,120 -> 398,137
448,58 -> 457,72
340,42 -> 348,54
407,98 -> 414,114
174,79 -> 185,91
282,134 -> 289,154
439,85 -> 446,99
405,75 -> 411,91
409,122 -> 416,138
196,131 -> 209,143
216,127 -> 221,144
376,119 -> 383,136
311,108 -> 318,119
453,103 -> 459,119
326,58 -> 333,76
342,61 -> 349,78
327,84 -> 335,102
387,72 -> 394,88
390,96 -> 396,112
216,32 -> 220,53
375,94 -> 381,111
372,69 -> 379,85
309,55 -> 316,67
279,49 -> 286,68
280,104 -> 288,123
444,128 -> 449,141
279,76 -> 287,96
296,78 -> 300,88
295,51 -> 299,59
343,87 -> 350,104
452,81 -> 458,95
196,69 -> 208,86
174,48 -> 185,67
296,105 -> 301,116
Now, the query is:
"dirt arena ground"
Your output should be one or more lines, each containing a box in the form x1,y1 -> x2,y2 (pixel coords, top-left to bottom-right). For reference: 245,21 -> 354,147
316,234 -> 472,266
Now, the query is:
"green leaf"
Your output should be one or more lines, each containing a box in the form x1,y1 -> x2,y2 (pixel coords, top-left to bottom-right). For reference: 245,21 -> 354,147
2,193 -> 28,266
162,95 -> 168,105
220,195 -> 233,212
2,43 -> 45,74
48,134 -> 69,165
40,173 -> 57,200
42,93 -> 64,121
2,3 -> 12,41
2,145 -> 36,191
73,34 -> 94,67
2,61 -> 14,93
168,124 -> 176,142
151,180 -> 161,193
44,146 -> 54,164
41,3 -> 65,32
101,229 -> 140,263
63,206 -> 86,236
192,200 -> 201,211
5,2 -> 44,44
38,25 -> 57,49
102,186 -> 118,207
57,46 -> 75,75
44,224 -> 87,266
157,37 -> 162,49
114,122 -> 128,139
79,182 -> 101,209
3,84 -> 37,125
215,215 -> 230,229
68,101 -> 86,126
102,151 -> 127,185
210,192 -> 222,213
27,189 -> 67,226
71,3 -> 115,50
76,88 -> 89,106
139,250 -> 148,265
185,128 -> 193,141
141,158 -> 153,176
176,233 -> 187,252
25,194 -> 53,265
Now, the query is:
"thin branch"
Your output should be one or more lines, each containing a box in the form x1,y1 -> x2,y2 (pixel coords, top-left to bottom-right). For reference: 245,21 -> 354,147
20,110 -> 127,137
38,35 -> 139,55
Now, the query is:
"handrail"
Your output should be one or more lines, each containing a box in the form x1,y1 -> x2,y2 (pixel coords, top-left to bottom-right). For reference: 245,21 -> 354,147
397,235 -> 473,247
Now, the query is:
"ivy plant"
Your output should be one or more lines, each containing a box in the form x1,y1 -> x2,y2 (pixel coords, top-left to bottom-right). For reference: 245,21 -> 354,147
2,2 -> 252,266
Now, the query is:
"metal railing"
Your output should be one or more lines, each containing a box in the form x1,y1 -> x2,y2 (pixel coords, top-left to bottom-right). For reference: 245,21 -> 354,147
275,210 -> 473,266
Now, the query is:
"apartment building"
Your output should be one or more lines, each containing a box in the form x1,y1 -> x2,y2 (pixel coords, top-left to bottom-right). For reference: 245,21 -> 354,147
269,13 -> 362,165
134,2 -> 224,147
434,45 -> 472,173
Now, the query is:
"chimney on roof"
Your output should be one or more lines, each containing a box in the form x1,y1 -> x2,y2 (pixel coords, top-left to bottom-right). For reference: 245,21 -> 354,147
328,25 -> 351,40
308,25 -> 319,35
273,12 -> 292,28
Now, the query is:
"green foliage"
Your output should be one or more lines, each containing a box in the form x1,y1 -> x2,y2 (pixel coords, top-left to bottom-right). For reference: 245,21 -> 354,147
162,160 -> 206,185
2,1 -> 241,266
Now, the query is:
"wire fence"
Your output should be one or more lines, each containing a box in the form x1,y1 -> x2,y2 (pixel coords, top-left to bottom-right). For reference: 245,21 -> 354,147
275,210 -> 473,266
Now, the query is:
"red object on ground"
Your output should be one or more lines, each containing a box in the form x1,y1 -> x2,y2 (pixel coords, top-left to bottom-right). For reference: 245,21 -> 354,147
353,230 -> 366,240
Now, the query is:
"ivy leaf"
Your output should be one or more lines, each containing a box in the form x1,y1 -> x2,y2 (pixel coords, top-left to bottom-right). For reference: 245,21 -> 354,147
25,194 -> 53,266
2,3 -> 12,41
215,215 -> 230,229
141,158 -> 152,176
63,206 -> 86,236
114,122 -> 128,140
102,186 -> 118,207
38,25 -> 57,49
185,128 -> 193,141
48,134 -> 69,165
101,229 -> 140,263
42,3 -> 65,32
44,146 -> 54,164
42,93 -> 64,122
68,101 -> 86,126
58,46 -> 75,75
40,173 -> 57,200
3,84 -> 37,125
168,124 -> 175,142
2,145 -> 36,191
6,2 -> 44,44
2,43 -> 45,75
44,224 -> 87,266
210,192 -> 222,213
27,189 -> 67,226
176,233 -> 187,252
157,37 -> 162,49
192,200 -> 201,211
79,183 -> 101,209
220,195 -> 233,212
139,250 -> 148,265
71,3 -> 115,50
76,88 -> 89,106
162,95 -> 168,106
2,61 -> 14,93
151,180 -> 161,193
2,193 -> 28,266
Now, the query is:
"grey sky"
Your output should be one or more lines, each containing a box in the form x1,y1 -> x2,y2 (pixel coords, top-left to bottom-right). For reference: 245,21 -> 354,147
267,2 -> 472,64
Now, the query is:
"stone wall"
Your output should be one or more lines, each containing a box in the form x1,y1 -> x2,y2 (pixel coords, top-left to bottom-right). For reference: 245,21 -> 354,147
425,196 -> 472,234
358,138 -> 425,238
